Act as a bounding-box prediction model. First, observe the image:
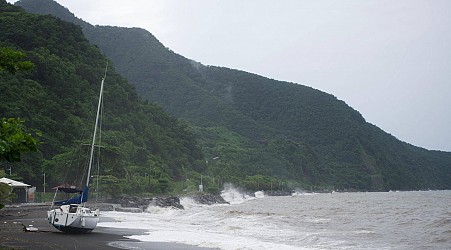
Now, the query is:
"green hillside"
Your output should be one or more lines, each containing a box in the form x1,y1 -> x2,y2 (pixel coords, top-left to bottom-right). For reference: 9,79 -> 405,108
14,0 -> 451,191
0,1 -> 205,195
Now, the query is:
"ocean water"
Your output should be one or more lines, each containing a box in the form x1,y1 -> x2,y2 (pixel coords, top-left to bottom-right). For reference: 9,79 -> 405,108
98,188 -> 451,250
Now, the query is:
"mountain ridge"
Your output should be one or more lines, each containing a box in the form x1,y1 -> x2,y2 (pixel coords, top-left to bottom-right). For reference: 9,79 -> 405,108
14,0 -> 451,191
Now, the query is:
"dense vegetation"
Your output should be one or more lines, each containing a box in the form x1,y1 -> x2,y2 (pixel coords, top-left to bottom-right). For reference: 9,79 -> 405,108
12,0 -> 451,192
0,47 -> 38,163
0,1 -> 205,197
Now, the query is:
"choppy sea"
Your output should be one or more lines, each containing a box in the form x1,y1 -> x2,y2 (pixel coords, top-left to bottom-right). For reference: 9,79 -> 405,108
98,188 -> 451,250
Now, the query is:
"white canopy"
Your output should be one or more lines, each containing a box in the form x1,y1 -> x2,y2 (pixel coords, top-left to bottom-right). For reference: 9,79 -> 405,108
0,177 -> 30,187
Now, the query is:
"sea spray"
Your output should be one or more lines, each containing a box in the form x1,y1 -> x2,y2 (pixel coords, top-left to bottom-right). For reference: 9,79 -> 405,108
254,190 -> 265,198
145,204 -> 179,215
291,189 -> 316,196
221,183 -> 254,204
179,196 -> 201,210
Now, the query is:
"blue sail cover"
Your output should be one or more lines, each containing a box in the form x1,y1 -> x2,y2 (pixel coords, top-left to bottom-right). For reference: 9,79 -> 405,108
54,186 -> 89,205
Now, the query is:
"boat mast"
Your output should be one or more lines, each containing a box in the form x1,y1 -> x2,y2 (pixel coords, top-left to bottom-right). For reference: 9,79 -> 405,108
86,64 -> 108,187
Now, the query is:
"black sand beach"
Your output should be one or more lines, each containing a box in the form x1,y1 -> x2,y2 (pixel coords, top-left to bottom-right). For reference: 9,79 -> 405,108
0,204 -> 215,250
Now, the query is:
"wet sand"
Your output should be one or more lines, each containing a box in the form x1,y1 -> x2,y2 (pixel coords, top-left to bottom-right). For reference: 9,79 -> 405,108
0,204 -> 215,250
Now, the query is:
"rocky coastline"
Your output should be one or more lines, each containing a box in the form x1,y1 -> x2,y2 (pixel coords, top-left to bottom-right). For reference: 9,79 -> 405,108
92,190 -> 294,213
99,193 -> 228,213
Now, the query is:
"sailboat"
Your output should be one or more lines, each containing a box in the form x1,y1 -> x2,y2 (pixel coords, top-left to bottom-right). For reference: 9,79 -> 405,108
47,66 -> 107,233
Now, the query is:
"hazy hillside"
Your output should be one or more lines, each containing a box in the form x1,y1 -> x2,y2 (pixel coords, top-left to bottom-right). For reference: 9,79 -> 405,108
0,0 -> 205,195
15,0 -> 451,191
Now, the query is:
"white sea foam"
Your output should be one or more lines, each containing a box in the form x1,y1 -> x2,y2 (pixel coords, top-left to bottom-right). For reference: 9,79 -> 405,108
291,189 -> 316,196
220,183 -> 254,204
254,190 -> 264,198
179,196 -> 202,210
98,190 -> 451,249
145,204 -> 178,215
99,208 -> 305,250
98,185 -> 308,249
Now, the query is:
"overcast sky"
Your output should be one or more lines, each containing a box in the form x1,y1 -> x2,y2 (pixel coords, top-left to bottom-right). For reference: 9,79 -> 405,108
10,0 -> 451,152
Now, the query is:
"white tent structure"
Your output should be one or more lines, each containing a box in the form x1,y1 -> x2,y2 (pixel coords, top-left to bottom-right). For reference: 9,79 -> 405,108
0,177 -> 31,203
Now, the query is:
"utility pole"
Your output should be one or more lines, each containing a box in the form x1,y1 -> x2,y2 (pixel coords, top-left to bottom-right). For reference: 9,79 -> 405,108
199,174 -> 204,192
42,173 -> 46,196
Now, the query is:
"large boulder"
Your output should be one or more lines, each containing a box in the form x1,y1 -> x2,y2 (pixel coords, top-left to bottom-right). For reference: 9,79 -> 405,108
148,196 -> 184,209
188,193 -> 229,205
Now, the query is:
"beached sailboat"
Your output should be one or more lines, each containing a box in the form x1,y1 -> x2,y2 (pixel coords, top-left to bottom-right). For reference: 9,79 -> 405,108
47,67 -> 107,233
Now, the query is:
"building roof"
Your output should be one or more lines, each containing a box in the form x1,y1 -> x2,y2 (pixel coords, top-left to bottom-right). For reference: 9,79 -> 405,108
0,177 -> 31,187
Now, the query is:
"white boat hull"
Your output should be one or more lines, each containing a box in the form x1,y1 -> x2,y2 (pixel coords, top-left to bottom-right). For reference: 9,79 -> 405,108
48,204 -> 99,233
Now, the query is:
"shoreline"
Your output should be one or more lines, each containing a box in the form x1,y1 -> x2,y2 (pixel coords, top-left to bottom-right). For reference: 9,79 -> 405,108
0,204 -> 215,250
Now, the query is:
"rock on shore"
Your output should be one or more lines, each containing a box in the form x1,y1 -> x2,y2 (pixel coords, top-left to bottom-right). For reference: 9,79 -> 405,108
108,193 -> 228,212
186,193 -> 229,205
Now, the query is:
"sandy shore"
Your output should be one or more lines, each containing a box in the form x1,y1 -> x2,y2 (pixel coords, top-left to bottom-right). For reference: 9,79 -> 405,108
0,204 -> 215,250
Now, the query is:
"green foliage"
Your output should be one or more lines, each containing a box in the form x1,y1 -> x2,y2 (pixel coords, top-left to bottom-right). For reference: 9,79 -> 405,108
0,118 -> 40,162
0,182 -> 13,208
0,47 -> 34,74
0,46 -> 38,163
95,175 -> 122,199
240,175 -> 284,191
0,2 -> 204,194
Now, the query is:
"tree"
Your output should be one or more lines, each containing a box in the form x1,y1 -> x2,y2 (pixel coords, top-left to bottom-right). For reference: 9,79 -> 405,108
0,118 -> 40,162
0,47 -> 34,74
0,183 -> 13,209
0,48 -> 39,163
0,169 -> 14,209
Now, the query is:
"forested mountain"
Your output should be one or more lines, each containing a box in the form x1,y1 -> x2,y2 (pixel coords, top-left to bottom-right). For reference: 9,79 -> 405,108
0,1 -> 205,195
14,0 -> 451,191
